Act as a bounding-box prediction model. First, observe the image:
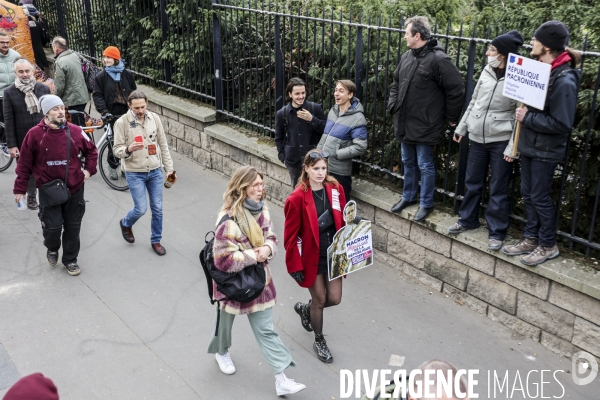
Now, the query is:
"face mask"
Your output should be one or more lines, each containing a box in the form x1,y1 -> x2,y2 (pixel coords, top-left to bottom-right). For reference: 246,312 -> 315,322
488,54 -> 503,68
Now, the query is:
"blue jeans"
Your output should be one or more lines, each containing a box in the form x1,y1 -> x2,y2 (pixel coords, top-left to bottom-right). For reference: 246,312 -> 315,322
123,168 -> 164,244
520,155 -> 557,247
458,140 -> 513,240
401,143 -> 435,208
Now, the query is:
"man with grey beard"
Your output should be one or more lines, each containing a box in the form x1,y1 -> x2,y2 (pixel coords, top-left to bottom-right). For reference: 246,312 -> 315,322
4,57 -> 50,209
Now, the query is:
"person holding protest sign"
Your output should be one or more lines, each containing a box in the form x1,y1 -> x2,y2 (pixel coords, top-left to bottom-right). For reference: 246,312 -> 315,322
284,149 -> 347,363
502,21 -> 580,266
448,31 -> 524,251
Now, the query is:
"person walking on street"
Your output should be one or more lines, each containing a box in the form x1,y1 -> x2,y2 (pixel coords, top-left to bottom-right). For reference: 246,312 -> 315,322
388,16 -> 465,222
502,21 -> 580,266
448,31 -> 524,251
93,45 -> 137,180
317,80 -> 367,198
4,57 -> 51,210
207,166 -> 306,397
284,149 -> 347,363
13,95 -> 98,276
113,90 -> 175,256
275,77 -> 326,187
52,36 -> 89,112
0,29 -> 21,127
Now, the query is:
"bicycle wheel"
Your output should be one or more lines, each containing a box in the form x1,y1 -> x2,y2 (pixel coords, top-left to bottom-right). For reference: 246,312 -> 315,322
0,137 -> 14,172
99,140 -> 129,191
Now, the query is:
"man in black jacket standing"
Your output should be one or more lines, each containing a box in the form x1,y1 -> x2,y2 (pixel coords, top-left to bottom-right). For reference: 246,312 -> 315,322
275,77 -> 326,187
388,16 -> 465,221
4,57 -> 50,209
502,21 -> 580,266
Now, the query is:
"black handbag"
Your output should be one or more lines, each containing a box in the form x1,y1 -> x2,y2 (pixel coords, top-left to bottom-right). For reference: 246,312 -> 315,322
39,128 -> 71,207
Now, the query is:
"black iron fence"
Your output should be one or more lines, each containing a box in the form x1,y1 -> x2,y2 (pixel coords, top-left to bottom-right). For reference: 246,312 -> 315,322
39,0 -> 600,257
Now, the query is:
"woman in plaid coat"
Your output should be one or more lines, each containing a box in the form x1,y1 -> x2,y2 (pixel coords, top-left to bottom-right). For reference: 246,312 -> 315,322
206,166 -> 306,397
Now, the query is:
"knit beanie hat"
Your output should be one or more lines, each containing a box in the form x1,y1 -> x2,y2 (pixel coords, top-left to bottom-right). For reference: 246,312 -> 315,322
534,20 -> 569,50
491,30 -> 524,56
103,46 -> 121,60
38,95 -> 64,115
3,373 -> 59,400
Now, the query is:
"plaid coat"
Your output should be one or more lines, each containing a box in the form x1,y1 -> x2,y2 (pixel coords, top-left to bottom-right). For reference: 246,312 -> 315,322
212,208 -> 278,315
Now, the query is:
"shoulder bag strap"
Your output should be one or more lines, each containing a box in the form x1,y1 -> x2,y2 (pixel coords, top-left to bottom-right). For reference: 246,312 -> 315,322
65,127 -> 71,183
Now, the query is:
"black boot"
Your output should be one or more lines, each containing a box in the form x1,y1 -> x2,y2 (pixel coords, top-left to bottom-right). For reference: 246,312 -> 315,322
313,333 -> 333,363
294,300 -> 313,332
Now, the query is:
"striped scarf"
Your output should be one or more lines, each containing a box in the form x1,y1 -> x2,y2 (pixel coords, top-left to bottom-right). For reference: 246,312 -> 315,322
14,79 -> 40,114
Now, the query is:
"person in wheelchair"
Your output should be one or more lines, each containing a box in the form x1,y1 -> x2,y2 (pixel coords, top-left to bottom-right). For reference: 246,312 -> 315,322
92,46 -> 136,180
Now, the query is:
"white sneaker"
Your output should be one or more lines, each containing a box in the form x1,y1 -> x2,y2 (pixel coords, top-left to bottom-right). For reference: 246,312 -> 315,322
215,352 -> 236,375
276,377 -> 306,396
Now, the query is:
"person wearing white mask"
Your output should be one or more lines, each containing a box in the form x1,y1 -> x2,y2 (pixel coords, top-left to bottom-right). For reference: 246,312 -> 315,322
448,31 -> 524,251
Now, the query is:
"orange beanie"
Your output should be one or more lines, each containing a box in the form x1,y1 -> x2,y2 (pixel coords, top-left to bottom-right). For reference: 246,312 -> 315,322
103,46 -> 121,60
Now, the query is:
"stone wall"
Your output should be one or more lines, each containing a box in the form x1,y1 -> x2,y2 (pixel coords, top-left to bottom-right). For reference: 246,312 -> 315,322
142,85 -> 600,365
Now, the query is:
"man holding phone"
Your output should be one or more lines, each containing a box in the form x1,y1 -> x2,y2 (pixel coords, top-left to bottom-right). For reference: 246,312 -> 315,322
275,77 -> 327,187
113,90 -> 175,256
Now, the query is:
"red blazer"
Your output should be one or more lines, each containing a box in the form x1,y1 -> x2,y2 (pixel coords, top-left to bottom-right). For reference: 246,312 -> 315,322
284,181 -> 347,288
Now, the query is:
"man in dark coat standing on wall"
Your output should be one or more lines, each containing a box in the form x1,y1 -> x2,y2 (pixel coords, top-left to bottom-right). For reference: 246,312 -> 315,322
4,57 -> 50,210
502,21 -> 580,266
275,77 -> 327,187
388,16 -> 465,221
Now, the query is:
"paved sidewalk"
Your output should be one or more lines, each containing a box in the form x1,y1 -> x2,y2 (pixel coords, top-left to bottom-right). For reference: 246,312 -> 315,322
0,151 -> 599,399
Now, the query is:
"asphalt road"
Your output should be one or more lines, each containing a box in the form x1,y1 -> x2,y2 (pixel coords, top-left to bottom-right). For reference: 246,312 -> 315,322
0,144 -> 598,399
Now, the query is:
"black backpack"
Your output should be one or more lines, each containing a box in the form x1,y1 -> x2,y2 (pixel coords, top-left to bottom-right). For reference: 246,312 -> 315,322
76,53 -> 102,93
199,214 -> 266,334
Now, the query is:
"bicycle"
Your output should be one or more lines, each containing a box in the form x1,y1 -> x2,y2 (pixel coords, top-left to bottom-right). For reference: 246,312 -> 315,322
0,121 -> 13,172
72,111 -> 128,191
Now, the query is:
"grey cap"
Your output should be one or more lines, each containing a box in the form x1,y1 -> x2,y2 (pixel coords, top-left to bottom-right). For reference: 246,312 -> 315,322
39,95 -> 64,115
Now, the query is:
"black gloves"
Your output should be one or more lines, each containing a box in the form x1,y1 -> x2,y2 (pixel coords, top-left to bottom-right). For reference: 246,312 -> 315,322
103,113 -> 114,121
353,215 -> 363,224
278,152 -> 285,164
290,271 -> 304,284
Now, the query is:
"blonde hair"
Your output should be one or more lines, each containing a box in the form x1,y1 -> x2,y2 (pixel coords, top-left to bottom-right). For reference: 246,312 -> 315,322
297,148 -> 339,192
221,166 -> 266,217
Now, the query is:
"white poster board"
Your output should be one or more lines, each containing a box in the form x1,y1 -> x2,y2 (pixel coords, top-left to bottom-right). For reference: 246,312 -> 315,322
327,201 -> 374,280
503,53 -> 552,110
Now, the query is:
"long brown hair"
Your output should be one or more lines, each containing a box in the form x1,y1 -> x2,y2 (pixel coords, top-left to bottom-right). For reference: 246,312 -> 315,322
297,149 -> 339,191
221,166 -> 266,217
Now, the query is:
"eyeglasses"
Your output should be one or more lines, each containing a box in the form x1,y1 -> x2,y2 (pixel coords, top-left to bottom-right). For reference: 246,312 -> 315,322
251,182 -> 266,190
308,151 -> 329,159
0,42 -> 10,45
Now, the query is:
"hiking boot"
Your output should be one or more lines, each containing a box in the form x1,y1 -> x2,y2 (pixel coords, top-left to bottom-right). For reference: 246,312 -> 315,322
488,239 -> 503,251
313,333 -> 333,363
215,352 -> 236,375
120,219 -> 135,243
294,301 -> 313,332
27,195 -> 38,210
502,237 -> 538,256
109,167 -> 118,180
64,262 -> 81,276
520,245 -> 560,266
47,250 -> 58,266
276,377 -> 306,396
448,222 -> 470,234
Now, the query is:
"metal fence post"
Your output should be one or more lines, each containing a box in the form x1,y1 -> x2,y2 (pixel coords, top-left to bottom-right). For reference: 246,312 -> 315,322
159,0 -> 172,84
212,0 -> 224,111
453,23 -> 478,213
354,26 -> 364,101
274,13 -> 284,112
83,0 -> 95,58
54,0 -> 67,39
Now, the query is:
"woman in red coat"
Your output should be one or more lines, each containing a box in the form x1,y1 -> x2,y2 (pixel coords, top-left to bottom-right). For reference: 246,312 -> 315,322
284,149 -> 347,363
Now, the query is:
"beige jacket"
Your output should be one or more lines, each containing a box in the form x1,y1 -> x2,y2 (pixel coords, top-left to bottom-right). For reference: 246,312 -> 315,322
113,111 -> 174,172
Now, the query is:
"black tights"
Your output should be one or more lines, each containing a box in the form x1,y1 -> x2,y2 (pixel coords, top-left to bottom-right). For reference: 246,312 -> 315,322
308,273 -> 343,334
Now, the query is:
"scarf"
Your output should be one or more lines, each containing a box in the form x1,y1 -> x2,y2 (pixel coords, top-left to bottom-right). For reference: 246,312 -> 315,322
237,199 -> 265,248
105,61 -> 125,82
551,51 -> 572,70
14,79 -> 40,114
